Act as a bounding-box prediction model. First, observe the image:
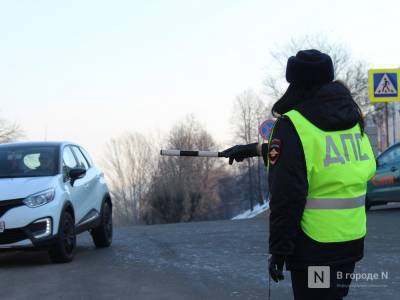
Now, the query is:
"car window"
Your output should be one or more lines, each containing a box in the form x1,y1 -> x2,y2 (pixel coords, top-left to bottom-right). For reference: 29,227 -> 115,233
63,147 -> 78,169
79,147 -> 93,167
71,146 -> 89,170
0,146 -> 59,178
378,146 -> 400,166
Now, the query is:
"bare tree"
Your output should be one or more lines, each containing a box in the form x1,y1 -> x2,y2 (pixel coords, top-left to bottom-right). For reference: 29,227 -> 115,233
143,115 -> 222,224
231,89 -> 270,209
103,133 -> 155,224
0,117 -> 23,143
264,35 -> 375,116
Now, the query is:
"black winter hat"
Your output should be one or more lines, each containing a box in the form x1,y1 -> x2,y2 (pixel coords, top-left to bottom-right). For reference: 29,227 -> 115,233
286,49 -> 334,86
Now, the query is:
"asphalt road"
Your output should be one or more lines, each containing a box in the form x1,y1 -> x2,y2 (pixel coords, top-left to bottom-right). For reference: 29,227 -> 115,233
0,204 -> 399,300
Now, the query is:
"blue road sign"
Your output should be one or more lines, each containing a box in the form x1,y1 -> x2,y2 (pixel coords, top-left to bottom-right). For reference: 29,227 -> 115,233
373,73 -> 398,98
369,69 -> 400,102
259,119 -> 275,141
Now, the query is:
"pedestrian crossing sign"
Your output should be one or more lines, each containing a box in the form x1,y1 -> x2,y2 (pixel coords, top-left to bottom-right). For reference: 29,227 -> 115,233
369,68 -> 400,102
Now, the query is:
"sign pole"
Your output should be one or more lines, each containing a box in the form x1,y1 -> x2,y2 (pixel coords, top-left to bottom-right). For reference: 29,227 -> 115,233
385,102 -> 390,147
393,103 -> 397,145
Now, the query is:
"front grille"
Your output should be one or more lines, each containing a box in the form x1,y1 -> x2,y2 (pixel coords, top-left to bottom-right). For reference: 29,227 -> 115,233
0,199 -> 24,218
0,228 -> 26,244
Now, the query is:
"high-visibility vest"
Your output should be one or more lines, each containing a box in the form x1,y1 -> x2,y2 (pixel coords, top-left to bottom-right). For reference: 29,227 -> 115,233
283,109 -> 376,243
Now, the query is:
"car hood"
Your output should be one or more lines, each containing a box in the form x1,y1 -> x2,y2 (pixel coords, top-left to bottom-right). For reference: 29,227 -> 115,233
0,176 -> 59,200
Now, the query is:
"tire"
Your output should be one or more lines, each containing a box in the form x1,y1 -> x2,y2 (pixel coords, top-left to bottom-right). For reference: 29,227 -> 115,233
48,211 -> 76,263
91,201 -> 113,248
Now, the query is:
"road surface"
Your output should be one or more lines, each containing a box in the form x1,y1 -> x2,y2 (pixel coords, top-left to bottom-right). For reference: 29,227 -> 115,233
1,204 -> 399,300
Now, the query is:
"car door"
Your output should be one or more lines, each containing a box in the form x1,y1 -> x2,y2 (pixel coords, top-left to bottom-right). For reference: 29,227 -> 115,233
368,145 -> 400,202
62,146 -> 89,224
71,146 -> 97,219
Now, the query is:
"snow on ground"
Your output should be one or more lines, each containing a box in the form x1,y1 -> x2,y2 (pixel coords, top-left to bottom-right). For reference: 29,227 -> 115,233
232,202 -> 270,220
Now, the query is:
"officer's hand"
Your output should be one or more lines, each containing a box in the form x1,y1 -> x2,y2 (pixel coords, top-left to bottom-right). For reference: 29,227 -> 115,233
221,143 -> 258,165
268,254 -> 285,283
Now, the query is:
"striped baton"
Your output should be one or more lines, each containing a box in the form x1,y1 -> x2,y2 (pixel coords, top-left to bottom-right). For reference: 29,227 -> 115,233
160,150 -> 225,158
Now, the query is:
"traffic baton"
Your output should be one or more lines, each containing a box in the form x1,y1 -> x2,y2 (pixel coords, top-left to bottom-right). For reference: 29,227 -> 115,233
160,149 -> 225,158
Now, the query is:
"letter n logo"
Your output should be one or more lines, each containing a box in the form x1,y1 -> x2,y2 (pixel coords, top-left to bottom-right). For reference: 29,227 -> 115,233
308,266 -> 330,288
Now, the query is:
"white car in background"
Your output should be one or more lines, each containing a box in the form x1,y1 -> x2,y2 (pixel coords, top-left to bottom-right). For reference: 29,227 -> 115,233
0,142 -> 112,263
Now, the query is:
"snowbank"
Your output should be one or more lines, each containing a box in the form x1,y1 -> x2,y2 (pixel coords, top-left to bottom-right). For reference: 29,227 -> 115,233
232,201 -> 270,220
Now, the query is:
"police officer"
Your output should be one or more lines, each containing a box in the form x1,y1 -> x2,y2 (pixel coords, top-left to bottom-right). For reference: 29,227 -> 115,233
222,49 -> 376,300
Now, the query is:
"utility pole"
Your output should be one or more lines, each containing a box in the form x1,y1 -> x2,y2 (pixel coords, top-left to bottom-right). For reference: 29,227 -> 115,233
44,124 -> 48,141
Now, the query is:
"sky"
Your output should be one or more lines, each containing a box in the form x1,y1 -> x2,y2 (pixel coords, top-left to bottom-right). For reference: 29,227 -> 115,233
0,0 -> 398,162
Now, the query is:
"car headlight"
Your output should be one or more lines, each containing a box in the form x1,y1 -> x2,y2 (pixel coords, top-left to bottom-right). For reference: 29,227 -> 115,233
23,189 -> 55,208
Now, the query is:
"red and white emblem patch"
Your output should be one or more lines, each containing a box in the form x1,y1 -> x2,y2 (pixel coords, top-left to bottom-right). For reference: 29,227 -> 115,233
268,139 -> 281,165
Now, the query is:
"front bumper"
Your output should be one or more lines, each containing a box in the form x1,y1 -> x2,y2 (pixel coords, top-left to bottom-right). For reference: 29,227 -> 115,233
0,217 -> 57,249
0,195 -> 63,250
0,238 -> 32,249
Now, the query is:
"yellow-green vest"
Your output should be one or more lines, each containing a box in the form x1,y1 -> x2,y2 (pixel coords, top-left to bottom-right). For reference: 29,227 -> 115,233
283,109 -> 376,243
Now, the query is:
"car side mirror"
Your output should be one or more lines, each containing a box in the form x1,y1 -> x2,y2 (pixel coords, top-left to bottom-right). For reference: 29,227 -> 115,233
69,167 -> 86,186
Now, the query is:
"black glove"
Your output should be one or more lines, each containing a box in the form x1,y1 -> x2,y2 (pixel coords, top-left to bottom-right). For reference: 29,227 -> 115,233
221,143 -> 258,165
269,254 -> 285,282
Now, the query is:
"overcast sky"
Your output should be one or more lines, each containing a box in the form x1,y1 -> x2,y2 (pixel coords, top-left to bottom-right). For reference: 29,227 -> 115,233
0,0 -> 398,162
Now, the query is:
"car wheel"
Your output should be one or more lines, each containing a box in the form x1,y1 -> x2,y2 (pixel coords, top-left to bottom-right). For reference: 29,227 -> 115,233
91,201 -> 113,248
48,211 -> 76,263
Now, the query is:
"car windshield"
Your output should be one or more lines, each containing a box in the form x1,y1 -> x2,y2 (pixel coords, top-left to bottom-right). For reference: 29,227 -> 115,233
0,145 -> 59,178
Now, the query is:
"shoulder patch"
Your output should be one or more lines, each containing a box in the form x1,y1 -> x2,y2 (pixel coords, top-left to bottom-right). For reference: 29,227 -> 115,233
269,139 -> 281,165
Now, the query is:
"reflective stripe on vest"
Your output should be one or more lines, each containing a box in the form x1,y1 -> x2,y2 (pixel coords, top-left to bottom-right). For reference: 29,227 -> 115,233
305,195 -> 365,209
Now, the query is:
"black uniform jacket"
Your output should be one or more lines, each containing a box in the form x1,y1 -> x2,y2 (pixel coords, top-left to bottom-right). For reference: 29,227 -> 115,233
268,82 -> 366,270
